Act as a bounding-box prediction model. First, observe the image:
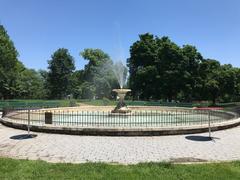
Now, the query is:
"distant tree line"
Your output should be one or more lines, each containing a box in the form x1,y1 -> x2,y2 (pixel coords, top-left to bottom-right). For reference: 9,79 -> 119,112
128,33 -> 240,103
1,25 -> 240,104
0,25 -> 47,99
0,25 -> 118,100
46,48 -> 118,99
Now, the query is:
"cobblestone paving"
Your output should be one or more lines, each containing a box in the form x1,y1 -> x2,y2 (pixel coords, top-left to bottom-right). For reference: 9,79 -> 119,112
0,123 -> 240,164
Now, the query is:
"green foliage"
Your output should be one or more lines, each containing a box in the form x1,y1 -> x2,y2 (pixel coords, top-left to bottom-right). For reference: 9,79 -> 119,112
1,23 -> 240,103
0,99 -> 74,110
128,33 -> 158,100
80,81 -> 96,99
15,65 -> 47,99
0,25 -> 19,99
102,97 -> 111,105
71,70 -> 84,98
79,48 -> 118,99
47,48 -> 75,99
128,33 -> 240,103
69,99 -> 76,107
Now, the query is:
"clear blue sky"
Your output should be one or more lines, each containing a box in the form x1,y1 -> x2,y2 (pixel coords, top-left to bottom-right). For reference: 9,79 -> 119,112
0,0 -> 240,70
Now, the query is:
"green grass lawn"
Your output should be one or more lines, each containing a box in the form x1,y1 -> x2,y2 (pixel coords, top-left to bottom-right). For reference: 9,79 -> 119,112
0,99 -> 75,110
0,158 -> 240,180
79,99 -> 195,107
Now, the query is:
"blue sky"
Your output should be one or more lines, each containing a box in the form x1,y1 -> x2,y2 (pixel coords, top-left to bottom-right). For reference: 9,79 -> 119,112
0,0 -> 240,70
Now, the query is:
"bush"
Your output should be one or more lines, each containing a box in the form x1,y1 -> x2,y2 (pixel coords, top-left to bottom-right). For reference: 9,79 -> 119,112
69,99 -> 77,107
102,97 -> 111,106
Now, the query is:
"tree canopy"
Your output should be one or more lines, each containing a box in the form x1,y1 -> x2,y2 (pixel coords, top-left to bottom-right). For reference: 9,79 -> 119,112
1,24 -> 240,104
79,48 -> 118,99
0,25 -> 19,99
47,48 -> 75,99
128,33 -> 240,104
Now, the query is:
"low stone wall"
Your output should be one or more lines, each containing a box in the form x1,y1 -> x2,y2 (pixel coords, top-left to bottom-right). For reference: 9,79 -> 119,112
1,106 -> 239,136
1,116 -> 240,136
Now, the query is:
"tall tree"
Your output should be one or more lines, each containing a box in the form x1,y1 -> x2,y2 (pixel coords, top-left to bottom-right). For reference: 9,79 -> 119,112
199,59 -> 221,104
128,34 -> 185,101
16,65 -> 47,99
81,48 -> 111,82
80,48 -> 118,99
71,70 -> 84,99
128,33 -> 240,103
218,64 -> 238,102
0,25 -> 19,99
181,45 -> 203,101
128,33 -> 158,99
47,48 -> 75,99
156,36 -> 184,101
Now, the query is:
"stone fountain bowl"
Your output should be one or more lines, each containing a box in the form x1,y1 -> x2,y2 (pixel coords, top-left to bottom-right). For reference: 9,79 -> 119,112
112,89 -> 131,99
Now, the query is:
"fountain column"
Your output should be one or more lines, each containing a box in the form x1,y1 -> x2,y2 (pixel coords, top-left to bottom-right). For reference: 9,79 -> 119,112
111,89 -> 131,114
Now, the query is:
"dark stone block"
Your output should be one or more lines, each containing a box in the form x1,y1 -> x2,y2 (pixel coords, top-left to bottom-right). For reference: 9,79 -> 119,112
45,112 -> 52,124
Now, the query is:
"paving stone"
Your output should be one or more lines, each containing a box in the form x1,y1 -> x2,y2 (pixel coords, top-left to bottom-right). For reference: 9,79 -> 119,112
0,123 -> 240,164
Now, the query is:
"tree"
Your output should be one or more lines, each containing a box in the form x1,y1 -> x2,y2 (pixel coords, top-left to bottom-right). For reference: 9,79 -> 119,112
128,33 -> 158,99
80,49 -> 118,99
71,70 -> 84,98
81,48 -> 110,82
38,69 -> 50,98
218,65 -> 238,102
234,68 -> 240,101
47,48 -> 75,99
128,33 -> 240,103
156,36 -> 184,101
0,25 -> 19,99
181,45 -> 203,101
16,66 -> 47,99
128,34 -> 185,101
199,59 -> 221,104
80,81 -> 95,99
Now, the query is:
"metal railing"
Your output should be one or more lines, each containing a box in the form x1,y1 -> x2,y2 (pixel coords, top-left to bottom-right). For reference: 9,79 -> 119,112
2,107 -> 238,128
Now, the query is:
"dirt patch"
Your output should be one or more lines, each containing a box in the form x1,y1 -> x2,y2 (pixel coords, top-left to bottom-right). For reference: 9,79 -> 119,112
170,157 -> 208,163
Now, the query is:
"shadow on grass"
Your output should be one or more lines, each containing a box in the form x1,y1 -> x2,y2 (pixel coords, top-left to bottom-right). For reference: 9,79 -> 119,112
10,134 -> 37,140
185,135 -> 220,142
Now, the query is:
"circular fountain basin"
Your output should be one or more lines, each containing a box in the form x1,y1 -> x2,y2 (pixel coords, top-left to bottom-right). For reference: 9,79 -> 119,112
1,106 -> 239,136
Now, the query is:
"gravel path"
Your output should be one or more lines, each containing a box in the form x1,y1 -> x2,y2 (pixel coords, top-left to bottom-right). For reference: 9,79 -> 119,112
0,122 -> 240,164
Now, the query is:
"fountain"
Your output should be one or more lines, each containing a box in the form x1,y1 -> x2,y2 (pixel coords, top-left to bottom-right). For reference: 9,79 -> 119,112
111,88 -> 131,114
109,60 -> 132,114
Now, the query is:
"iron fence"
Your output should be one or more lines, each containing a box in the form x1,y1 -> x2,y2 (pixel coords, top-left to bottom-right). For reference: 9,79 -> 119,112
2,107 -> 238,128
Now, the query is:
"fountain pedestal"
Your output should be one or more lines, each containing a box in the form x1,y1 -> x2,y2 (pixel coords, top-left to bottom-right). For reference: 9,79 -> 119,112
111,89 -> 131,114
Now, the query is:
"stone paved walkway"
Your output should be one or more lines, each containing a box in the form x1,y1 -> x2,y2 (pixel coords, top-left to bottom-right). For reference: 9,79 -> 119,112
0,123 -> 240,164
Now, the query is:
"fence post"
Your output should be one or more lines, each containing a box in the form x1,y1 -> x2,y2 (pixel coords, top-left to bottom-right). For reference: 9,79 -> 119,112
208,110 -> 211,138
2,108 -> 6,117
27,108 -> 30,135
